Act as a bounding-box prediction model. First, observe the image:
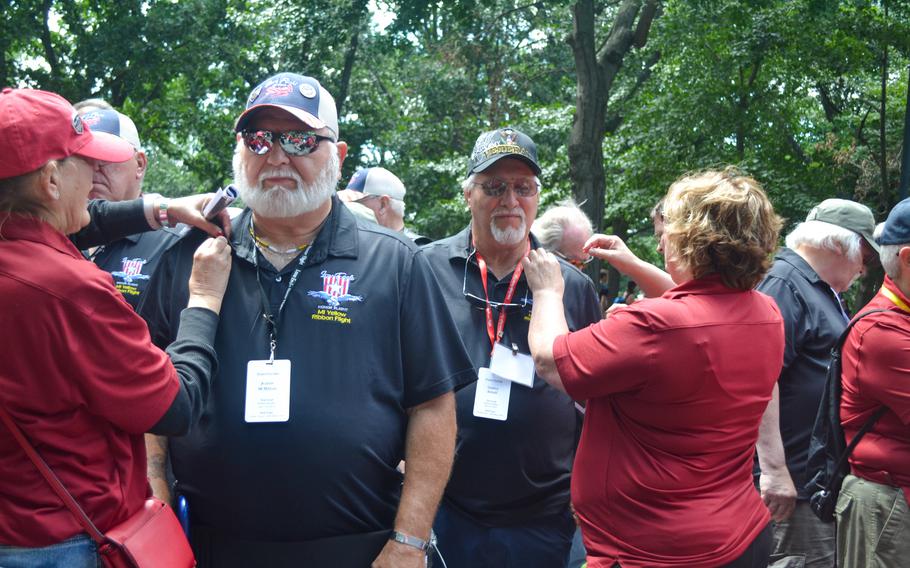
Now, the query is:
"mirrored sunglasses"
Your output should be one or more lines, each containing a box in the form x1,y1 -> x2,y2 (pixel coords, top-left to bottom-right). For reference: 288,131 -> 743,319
241,129 -> 334,157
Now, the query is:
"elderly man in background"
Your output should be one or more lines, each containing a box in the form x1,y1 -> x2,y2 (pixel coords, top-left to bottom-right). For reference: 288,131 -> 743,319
339,166 -> 430,244
754,198 -> 878,568
139,72 -> 473,568
72,100 -> 182,309
835,197 -> 910,568
422,127 -> 601,567
531,198 -> 594,270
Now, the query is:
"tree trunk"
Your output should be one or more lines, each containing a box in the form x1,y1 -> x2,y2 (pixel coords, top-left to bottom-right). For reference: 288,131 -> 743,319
568,0 -> 659,283
334,0 -> 369,118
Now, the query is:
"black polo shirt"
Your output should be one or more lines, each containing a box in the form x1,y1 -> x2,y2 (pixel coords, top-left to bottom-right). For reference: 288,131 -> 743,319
138,197 -> 474,541
88,229 -> 181,309
421,226 -> 602,526
754,247 -> 849,498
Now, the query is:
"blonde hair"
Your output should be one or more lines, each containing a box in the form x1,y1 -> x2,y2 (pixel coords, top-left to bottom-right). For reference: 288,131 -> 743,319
662,168 -> 782,290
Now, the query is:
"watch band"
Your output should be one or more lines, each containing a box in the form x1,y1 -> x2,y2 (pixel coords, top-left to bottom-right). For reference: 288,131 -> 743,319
157,199 -> 171,228
390,530 -> 432,551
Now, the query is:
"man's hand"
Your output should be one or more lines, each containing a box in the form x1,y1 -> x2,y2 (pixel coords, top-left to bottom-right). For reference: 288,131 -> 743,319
371,539 -> 426,568
165,194 -> 233,239
760,467 -> 797,522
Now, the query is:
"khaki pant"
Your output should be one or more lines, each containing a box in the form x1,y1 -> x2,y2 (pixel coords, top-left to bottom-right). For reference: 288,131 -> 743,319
835,474 -> 910,568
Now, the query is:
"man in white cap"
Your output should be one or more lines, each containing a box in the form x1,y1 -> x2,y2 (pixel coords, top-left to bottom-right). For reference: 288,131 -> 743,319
339,167 -> 430,244
139,72 -> 473,568
74,101 -> 182,309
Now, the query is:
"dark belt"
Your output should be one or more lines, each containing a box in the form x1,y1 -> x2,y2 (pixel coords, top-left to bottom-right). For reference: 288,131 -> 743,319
190,526 -> 391,568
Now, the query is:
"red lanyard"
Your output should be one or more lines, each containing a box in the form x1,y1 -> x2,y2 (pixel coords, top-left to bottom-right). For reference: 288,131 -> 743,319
474,240 -> 530,352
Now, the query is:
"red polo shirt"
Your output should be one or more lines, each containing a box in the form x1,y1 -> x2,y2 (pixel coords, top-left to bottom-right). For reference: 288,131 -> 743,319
554,275 -> 784,568
0,216 -> 178,547
841,276 -> 910,507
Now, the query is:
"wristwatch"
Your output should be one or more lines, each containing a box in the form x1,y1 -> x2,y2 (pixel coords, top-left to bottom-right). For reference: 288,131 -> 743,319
390,530 -> 434,552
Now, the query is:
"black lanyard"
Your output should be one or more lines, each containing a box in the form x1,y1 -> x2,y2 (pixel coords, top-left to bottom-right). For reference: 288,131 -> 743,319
253,247 -> 310,362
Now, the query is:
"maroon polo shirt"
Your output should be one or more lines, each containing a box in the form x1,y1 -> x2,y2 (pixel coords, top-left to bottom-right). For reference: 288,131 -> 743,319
0,216 -> 178,547
841,276 -> 910,507
553,275 -> 784,568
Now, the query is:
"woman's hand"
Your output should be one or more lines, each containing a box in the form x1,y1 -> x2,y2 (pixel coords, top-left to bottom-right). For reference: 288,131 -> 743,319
584,234 -> 639,271
187,236 -> 232,314
522,249 -> 565,297
165,194 -> 233,239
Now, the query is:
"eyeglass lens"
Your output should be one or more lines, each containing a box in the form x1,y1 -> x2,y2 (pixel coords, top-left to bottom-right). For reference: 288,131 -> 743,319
480,178 -> 539,198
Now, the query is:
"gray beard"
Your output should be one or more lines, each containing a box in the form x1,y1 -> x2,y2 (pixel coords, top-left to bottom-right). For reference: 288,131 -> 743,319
233,147 -> 339,218
490,219 -> 527,245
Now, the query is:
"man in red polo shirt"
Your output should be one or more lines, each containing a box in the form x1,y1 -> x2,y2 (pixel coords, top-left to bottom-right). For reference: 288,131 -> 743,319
836,197 -> 910,568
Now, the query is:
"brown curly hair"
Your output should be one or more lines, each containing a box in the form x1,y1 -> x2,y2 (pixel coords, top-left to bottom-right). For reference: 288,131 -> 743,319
662,168 -> 782,290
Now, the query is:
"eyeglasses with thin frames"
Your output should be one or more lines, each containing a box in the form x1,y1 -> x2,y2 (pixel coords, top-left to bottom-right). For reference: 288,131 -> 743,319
553,250 -> 593,270
462,248 -> 532,312
470,177 -> 540,198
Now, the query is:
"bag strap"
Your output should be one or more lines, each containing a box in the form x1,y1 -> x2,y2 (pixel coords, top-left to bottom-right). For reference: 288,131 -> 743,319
828,308 -> 896,480
0,405 -> 108,545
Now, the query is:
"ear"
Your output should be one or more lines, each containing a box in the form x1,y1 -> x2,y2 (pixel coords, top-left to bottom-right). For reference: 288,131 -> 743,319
379,195 -> 391,211
37,161 -> 62,201
335,142 -> 349,179
135,151 -> 148,180
899,246 -> 910,266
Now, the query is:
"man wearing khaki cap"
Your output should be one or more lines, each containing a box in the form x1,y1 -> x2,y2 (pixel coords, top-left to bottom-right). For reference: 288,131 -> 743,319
754,198 -> 878,567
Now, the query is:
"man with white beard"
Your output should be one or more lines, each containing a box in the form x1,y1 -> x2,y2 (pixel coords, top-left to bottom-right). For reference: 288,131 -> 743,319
421,128 -> 601,567
138,72 -> 473,568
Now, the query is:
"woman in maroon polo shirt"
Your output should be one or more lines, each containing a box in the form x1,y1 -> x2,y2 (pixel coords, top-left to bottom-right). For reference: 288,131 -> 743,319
523,169 -> 785,568
0,88 -> 231,566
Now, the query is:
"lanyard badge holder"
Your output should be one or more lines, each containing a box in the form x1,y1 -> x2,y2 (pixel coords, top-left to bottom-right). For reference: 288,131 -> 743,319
471,240 -> 536,421
244,246 -> 310,423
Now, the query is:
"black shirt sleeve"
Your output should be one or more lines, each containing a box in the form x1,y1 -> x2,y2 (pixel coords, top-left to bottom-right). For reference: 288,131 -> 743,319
148,307 -> 219,435
70,199 -> 153,249
400,249 -> 475,407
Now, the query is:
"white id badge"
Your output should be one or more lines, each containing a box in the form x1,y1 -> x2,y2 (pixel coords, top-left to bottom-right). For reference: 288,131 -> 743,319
489,342 -> 535,388
473,367 -> 512,421
244,359 -> 292,423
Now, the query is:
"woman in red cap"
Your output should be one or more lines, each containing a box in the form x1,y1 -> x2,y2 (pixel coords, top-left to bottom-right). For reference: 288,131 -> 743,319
0,88 -> 230,566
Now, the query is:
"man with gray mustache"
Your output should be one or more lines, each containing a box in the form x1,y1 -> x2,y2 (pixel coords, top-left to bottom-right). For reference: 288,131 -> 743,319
139,72 -> 474,568
422,128 -> 601,567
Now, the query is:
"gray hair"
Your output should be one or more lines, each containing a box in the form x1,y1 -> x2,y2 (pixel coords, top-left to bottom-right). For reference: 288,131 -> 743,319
73,98 -> 114,111
880,243 -> 907,279
388,197 -> 405,218
785,220 -> 862,265
531,198 -> 593,251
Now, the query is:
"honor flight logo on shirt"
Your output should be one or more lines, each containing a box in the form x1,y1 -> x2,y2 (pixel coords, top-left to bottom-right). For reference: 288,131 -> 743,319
308,271 -> 362,324
109,257 -> 150,298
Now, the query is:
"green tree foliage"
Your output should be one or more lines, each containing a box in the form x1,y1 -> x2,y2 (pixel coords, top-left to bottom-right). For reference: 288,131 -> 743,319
3,0 -> 909,302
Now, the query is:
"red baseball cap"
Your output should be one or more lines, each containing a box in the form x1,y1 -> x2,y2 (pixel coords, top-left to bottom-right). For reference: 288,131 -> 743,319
0,87 -> 135,180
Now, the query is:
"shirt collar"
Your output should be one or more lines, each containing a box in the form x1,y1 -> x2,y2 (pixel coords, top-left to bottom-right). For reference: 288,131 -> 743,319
663,273 -> 743,299
0,214 -> 84,260
882,275 -> 910,314
444,224 -> 541,262
231,195 -> 359,265
775,247 -> 824,285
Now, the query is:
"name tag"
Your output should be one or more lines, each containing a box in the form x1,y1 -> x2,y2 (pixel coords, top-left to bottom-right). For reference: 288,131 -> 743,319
244,360 -> 291,423
489,342 -> 535,388
473,368 -> 511,421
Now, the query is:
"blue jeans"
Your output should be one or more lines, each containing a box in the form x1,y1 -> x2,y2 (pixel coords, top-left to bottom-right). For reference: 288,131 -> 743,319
0,534 -> 99,568
432,502 -> 575,568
